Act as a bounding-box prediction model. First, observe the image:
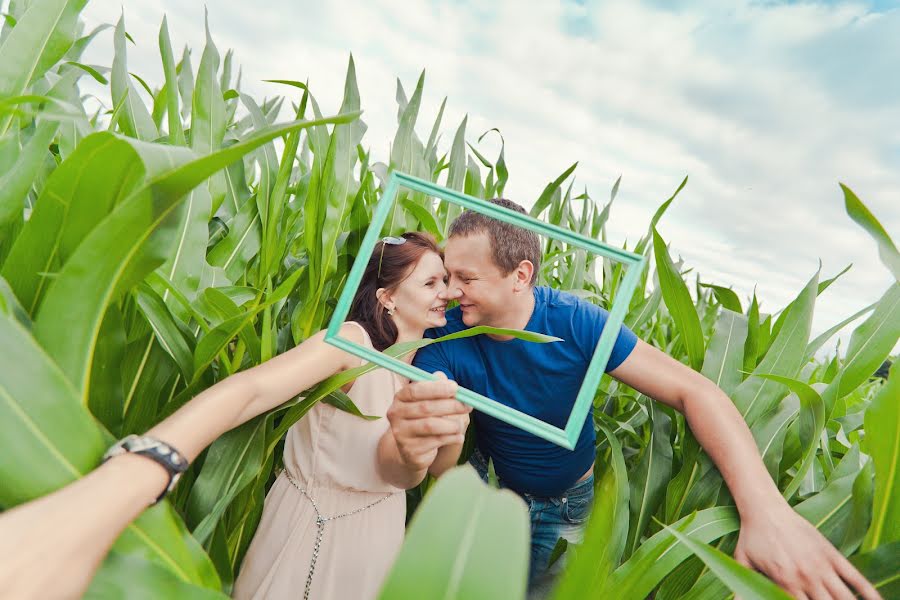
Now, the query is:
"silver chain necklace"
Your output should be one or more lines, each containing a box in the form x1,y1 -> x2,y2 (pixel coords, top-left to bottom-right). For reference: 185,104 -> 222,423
284,471 -> 395,600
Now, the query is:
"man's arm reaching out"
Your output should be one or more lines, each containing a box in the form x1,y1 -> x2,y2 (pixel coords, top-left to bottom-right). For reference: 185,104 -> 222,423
610,339 -> 881,600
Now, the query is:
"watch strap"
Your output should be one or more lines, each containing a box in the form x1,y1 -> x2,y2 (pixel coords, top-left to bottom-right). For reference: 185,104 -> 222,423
103,434 -> 188,504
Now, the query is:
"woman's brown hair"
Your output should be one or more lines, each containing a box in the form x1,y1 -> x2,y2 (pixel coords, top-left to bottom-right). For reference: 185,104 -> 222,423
348,232 -> 442,351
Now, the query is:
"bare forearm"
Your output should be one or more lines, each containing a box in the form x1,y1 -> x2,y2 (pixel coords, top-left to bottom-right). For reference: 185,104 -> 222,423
0,454 -> 169,599
146,371 -> 258,462
376,431 -> 428,489
681,382 -> 783,517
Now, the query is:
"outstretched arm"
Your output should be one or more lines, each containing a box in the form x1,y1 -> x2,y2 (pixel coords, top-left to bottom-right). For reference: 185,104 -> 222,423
610,339 -> 880,600
0,323 -> 362,600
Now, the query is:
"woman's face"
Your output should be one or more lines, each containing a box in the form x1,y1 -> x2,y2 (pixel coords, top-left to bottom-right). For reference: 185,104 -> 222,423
384,251 -> 449,331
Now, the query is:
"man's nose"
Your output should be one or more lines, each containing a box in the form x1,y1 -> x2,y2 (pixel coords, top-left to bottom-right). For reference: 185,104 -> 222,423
442,284 -> 462,300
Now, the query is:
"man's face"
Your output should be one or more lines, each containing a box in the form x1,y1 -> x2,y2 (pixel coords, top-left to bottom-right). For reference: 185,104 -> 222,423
443,232 -> 518,327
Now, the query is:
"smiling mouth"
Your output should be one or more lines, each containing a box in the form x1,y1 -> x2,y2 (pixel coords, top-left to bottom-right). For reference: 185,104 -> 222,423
429,306 -> 447,314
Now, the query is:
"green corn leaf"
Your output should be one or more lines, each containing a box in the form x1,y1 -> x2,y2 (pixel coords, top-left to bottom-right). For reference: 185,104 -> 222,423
662,524 -> 792,600
609,507 -> 739,600
841,183 -> 900,282
158,16 -> 185,146
754,374 -> 826,500
626,400 -> 672,557
699,283 -> 742,313
862,360 -> 900,550
0,0 -> 87,136
701,308 -> 748,397
530,162 -> 578,219
86,551 -> 229,599
553,424 -> 629,598
849,541 -> 900,599
379,466 -> 529,600
652,228 -> 705,371
111,14 -> 158,141
732,269 -> 818,427
821,283 -> 900,406
31,114 -> 359,406
2,132 -> 185,317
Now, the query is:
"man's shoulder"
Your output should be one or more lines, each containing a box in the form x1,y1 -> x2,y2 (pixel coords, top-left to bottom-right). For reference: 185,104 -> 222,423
536,286 -> 587,313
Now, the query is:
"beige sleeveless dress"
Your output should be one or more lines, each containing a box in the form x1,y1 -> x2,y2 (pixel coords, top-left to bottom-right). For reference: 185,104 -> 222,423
233,322 -> 407,600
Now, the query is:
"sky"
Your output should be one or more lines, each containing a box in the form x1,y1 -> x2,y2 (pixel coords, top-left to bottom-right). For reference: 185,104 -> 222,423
74,0 -> 899,356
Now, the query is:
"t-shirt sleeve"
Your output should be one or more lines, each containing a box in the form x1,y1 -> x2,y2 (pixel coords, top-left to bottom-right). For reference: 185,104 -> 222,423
572,299 -> 639,372
412,330 -> 456,380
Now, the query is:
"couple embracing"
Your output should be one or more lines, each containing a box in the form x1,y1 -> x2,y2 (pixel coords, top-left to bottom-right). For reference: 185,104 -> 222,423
233,200 -> 878,600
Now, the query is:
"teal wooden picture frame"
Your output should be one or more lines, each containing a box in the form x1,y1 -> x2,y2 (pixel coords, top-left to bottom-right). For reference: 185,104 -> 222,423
325,171 -> 646,449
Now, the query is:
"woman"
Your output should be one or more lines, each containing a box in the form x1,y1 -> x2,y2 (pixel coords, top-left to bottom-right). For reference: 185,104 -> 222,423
233,231 -> 465,599
0,232 -> 470,600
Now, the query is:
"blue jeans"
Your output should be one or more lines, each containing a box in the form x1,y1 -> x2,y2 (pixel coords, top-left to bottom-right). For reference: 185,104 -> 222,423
469,448 -> 594,598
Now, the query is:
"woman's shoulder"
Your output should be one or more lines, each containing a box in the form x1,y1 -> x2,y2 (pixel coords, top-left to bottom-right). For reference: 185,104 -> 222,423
341,321 -> 373,347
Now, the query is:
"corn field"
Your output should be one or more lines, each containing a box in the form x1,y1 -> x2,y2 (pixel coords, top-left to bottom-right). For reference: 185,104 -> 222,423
0,2 -> 897,599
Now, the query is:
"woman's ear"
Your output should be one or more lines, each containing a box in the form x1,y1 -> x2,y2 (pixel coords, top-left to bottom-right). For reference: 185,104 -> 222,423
375,287 -> 393,311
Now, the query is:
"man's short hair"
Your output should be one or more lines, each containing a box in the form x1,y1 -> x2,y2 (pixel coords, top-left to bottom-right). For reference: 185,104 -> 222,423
448,198 -> 541,285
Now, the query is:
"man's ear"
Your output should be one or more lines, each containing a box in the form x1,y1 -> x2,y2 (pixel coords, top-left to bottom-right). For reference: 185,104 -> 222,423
512,260 -> 535,292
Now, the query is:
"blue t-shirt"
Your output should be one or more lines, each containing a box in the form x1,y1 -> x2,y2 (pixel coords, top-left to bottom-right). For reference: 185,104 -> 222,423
413,286 -> 638,497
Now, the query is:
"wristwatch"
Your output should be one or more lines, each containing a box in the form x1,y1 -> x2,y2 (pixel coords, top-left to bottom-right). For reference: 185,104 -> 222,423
102,434 -> 189,504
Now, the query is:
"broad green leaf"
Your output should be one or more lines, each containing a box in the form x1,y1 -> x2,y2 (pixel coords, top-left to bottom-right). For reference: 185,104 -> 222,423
841,183 -> 900,281
0,69 -> 77,226
608,507 -> 739,600
806,301 -> 877,361
732,270 -> 818,426
379,466 -> 529,600
134,283 -> 194,382
753,396 -> 798,480
31,114 -> 358,406
653,228 -> 704,371
634,176 -> 688,256
86,551 -> 229,599
743,292 -> 760,375
207,190 -> 261,282
849,541 -> 900,599
822,283 -> 900,405
553,425 -> 629,598
755,374 -> 826,500
699,283 -> 742,313
111,14 -> 158,141
626,400 -> 672,557
322,389 -> 379,420
0,0 -> 87,136
190,10 -> 226,155
662,524 -> 792,600
158,16 -> 185,146
700,308 -> 747,397
187,417 -> 265,546
2,132 -> 188,317
440,115 -> 467,232
0,310 -> 104,507
530,162 -> 578,219
87,304 -> 127,435
862,360 -> 900,550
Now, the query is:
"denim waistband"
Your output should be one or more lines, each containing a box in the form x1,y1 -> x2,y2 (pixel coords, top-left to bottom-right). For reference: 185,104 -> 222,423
468,447 -> 594,501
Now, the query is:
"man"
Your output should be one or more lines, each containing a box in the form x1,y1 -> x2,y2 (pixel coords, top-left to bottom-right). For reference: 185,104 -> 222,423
386,199 -> 880,599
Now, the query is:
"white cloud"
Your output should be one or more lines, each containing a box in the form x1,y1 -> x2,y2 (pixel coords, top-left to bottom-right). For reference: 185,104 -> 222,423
77,0 -> 900,356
